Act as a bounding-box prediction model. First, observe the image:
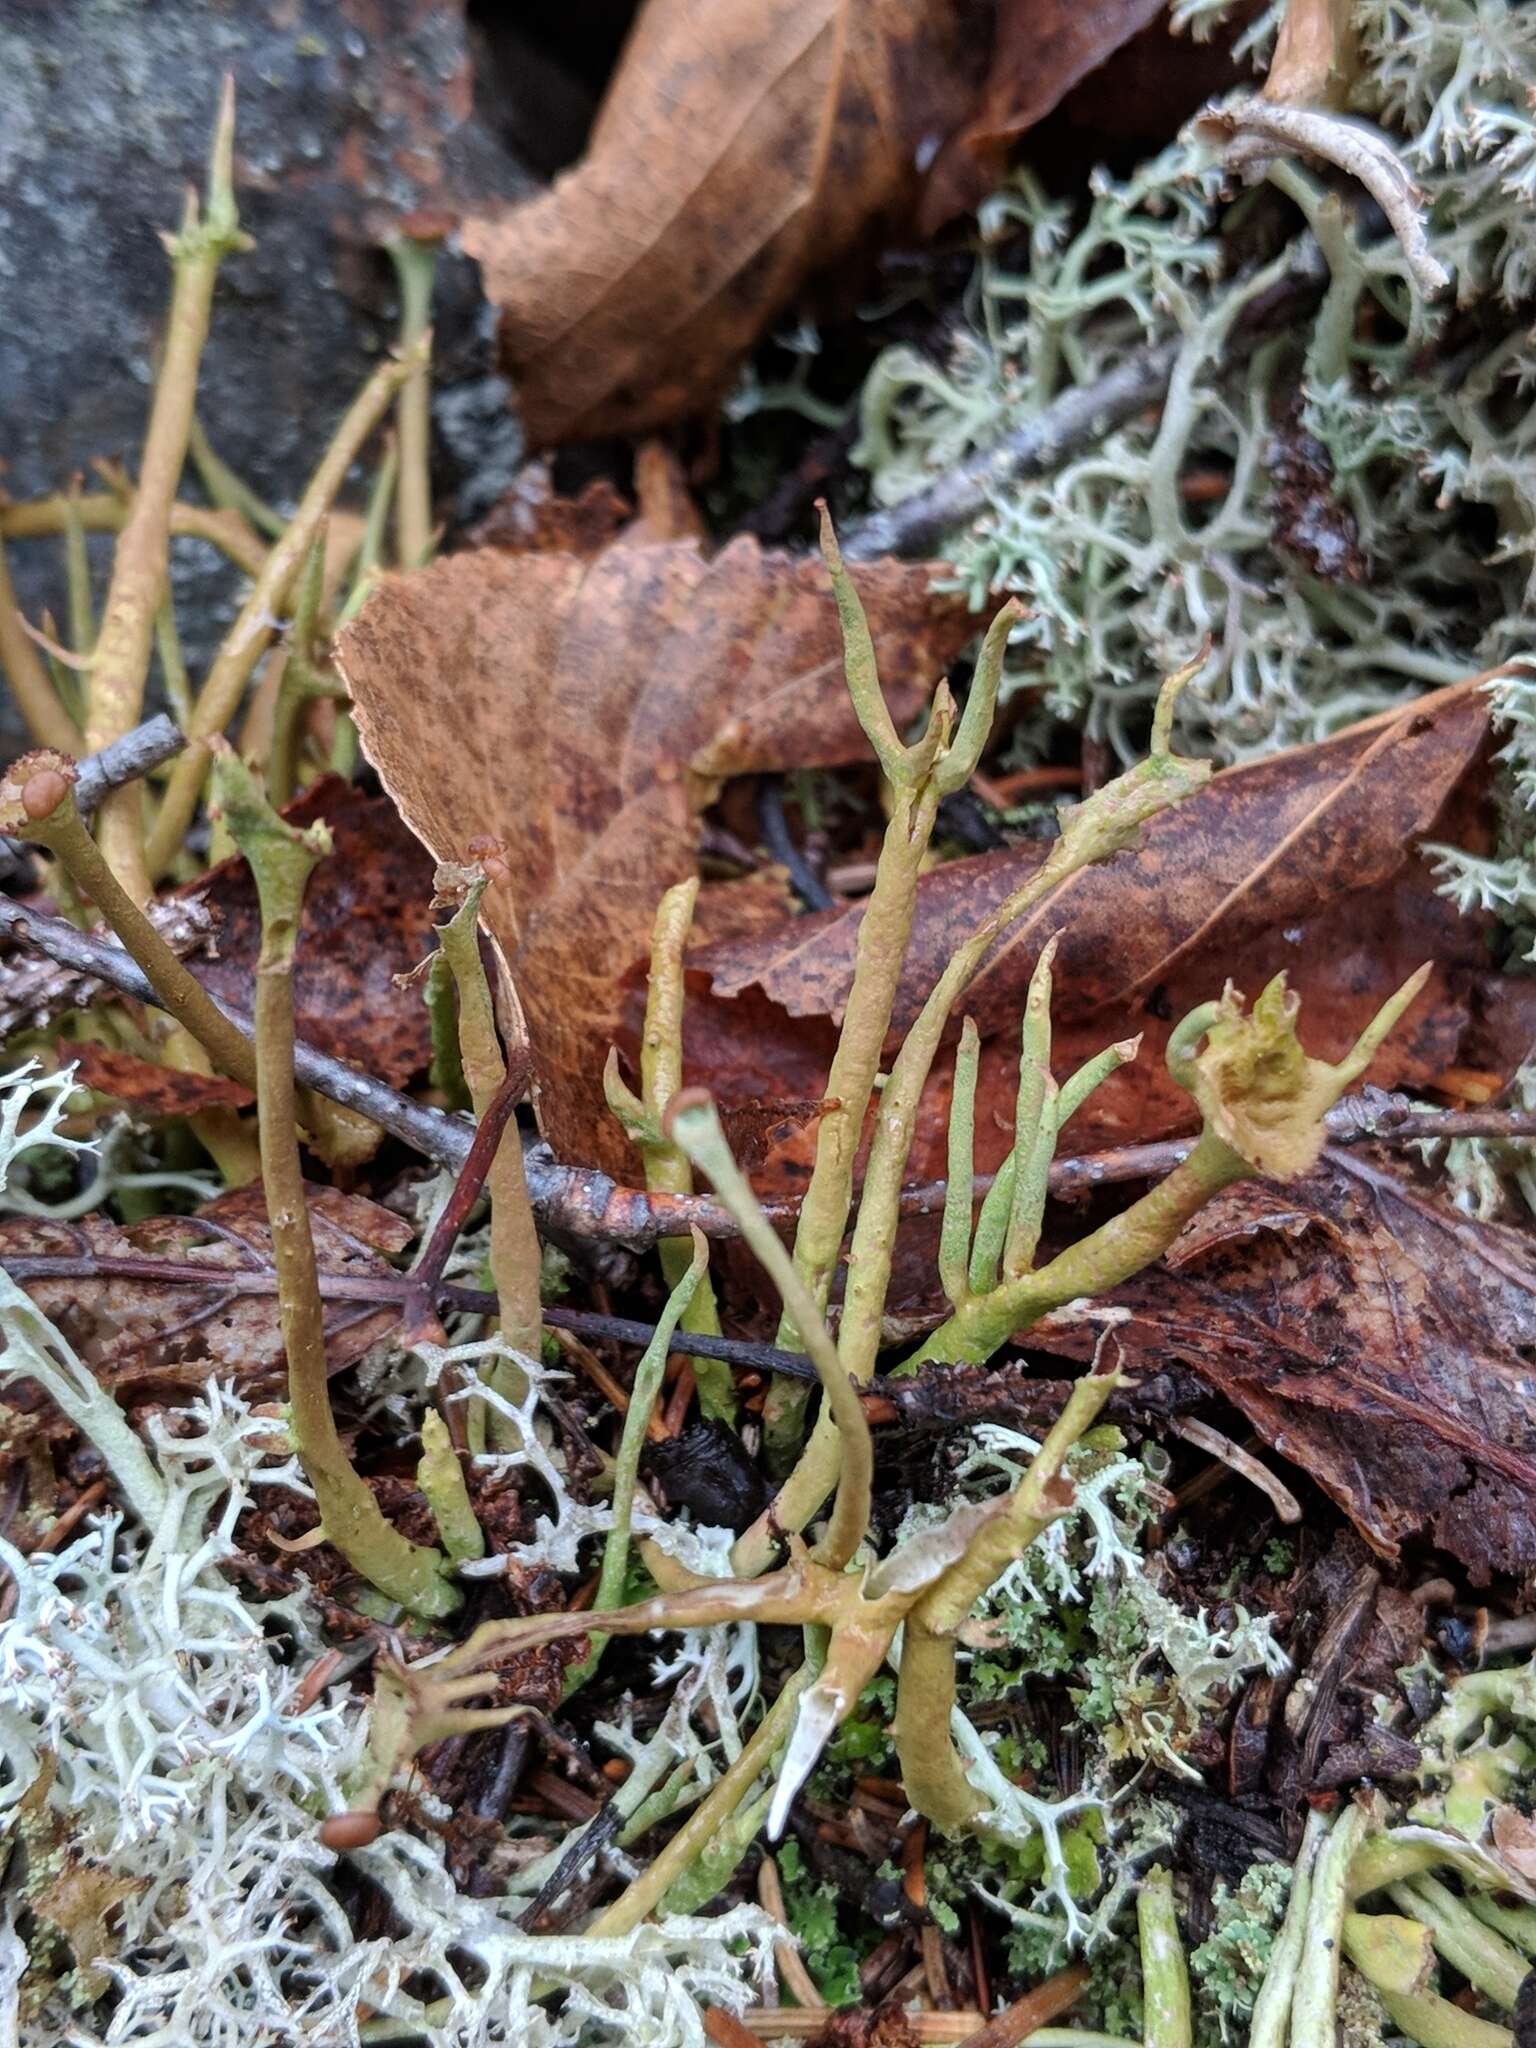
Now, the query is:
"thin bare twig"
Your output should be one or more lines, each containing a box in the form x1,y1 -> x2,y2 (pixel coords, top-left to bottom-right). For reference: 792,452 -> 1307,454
74,714 -> 187,815
958,1963 -> 1087,2048
5,759 -> 261,1093
1170,1415 -> 1303,1523
0,898 -> 465,1166
839,248 -> 1324,563
1,714 -> 186,882
1200,99 -> 1449,298
756,1855 -> 826,2009
0,1245 -> 1218,1444
4,895 -> 1531,1235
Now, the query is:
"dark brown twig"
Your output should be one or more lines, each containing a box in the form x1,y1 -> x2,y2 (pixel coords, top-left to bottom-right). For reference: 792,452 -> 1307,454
515,1795 -> 625,1930
0,1248 -> 823,1380
754,775 -> 834,912
957,1962 -> 1087,2048
399,1063 -> 526,1346
0,1243 -> 1208,1438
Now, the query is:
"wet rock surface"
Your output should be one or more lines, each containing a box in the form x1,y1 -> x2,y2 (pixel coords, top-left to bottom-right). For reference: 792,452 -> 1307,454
0,0 -> 534,735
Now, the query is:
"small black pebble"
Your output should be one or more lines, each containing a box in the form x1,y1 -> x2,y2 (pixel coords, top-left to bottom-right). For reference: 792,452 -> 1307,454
644,1420 -> 772,1531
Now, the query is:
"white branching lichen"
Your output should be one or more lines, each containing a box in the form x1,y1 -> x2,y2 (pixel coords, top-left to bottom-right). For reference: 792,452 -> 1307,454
853,0 -> 1536,762
0,1063 -> 778,2044
886,1424 -> 1282,1959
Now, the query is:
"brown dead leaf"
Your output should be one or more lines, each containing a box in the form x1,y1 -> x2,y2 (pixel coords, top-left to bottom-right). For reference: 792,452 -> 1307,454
463,0 -> 993,444
186,778 -> 436,1088
719,1095 -> 835,1182
1035,1154 -> 1536,1580
917,0 -> 1168,232
336,538 -> 971,1172
704,681 -> 1490,1038
466,0 -> 1182,443
467,462 -> 634,557
468,448 -> 703,558
1,1181 -> 412,1398
677,680 -> 1521,1200
805,2005 -> 920,2048
73,1043 -> 254,1115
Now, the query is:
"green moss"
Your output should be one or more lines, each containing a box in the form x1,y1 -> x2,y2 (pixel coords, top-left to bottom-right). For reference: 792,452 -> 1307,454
774,1840 -> 865,2006
1190,1858 -> 1293,2045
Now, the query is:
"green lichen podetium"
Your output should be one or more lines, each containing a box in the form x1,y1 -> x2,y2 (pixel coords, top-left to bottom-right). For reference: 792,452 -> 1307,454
853,0 -> 1536,765
209,747 -> 461,1621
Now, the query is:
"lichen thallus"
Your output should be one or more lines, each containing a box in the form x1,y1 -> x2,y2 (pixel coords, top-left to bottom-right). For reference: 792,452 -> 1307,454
315,514 -> 1425,1871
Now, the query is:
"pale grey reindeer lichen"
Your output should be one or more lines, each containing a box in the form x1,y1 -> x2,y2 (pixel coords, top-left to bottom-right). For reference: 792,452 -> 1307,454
854,0 -> 1536,763
0,1060 -> 781,2044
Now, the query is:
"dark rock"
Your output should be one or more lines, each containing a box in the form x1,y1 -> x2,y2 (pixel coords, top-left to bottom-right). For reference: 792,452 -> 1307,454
0,0 -> 535,740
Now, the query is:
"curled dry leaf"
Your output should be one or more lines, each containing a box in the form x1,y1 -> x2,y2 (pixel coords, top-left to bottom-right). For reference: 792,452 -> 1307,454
464,0 -> 1163,445
463,0 -> 988,444
336,539 -> 971,1173
0,1181 -> 412,1399
1034,1154 -> 1536,1579
702,680 -> 1491,1037
916,0 -> 1168,232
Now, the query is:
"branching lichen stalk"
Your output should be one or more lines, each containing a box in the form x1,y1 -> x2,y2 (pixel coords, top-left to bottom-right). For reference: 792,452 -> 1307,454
210,746 -> 459,1618
736,665 -> 1210,1573
435,867 -> 544,1428
147,342 -> 423,879
766,509 -> 1021,1454
606,878 -> 732,1420
88,79 -> 250,902
891,1348 -> 1121,1828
